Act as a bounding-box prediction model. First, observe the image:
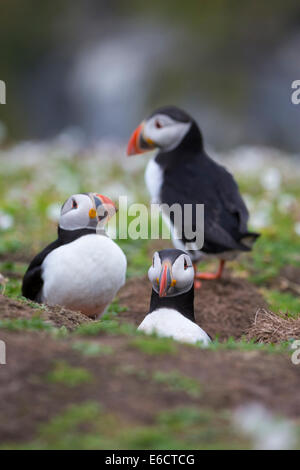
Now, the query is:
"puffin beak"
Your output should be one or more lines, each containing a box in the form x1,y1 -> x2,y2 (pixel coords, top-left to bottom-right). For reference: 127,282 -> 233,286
159,262 -> 173,297
92,194 -> 117,223
127,121 -> 155,156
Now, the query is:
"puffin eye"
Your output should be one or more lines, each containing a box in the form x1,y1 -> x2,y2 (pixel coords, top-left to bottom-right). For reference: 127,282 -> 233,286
155,119 -> 162,129
72,199 -> 78,209
184,258 -> 188,270
98,210 -> 108,222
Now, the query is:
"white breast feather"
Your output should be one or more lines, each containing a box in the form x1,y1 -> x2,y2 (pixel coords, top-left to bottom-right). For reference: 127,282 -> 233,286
138,308 -> 211,346
41,234 -> 126,317
145,157 -> 163,203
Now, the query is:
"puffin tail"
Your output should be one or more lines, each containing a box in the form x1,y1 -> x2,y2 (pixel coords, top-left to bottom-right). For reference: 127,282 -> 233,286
239,232 -> 260,250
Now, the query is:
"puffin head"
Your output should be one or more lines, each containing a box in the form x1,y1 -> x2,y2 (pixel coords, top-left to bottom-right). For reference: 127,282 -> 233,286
127,106 -> 203,156
148,249 -> 194,298
59,193 -> 117,231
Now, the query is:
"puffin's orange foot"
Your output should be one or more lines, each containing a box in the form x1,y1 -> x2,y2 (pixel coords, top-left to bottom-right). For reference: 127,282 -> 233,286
193,260 -> 225,281
195,271 -> 221,280
194,279 -> 202,289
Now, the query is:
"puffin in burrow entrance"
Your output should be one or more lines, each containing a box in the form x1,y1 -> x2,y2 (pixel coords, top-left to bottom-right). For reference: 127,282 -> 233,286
127,105 -> 260,287
138,249 -> 211,345
22,193 -> 127,317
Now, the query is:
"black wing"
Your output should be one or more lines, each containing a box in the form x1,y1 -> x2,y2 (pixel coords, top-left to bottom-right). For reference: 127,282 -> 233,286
160,152 -> 256,254
22,239 -> 61,301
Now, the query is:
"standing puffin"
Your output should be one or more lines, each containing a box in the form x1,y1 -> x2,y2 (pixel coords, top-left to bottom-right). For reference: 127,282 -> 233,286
127,106 -> 259,287
22,193 -> 127,317
138,249 -> 211,345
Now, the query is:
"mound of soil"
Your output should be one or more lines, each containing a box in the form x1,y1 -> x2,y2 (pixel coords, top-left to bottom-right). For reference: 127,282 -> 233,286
0,328 -> 299,445
0,295 -> 91,331
118,274 -> 266,340
43,305 -> 92,331
0,294 -> 36,321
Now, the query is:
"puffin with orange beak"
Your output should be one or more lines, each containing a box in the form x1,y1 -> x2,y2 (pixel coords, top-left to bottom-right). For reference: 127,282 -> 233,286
127,106 -> 260,288
138,249 -> 211,345
22,193 -> 127,317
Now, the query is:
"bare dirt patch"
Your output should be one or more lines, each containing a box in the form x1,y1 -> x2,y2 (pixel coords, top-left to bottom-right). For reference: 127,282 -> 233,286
118,274 -> 266,340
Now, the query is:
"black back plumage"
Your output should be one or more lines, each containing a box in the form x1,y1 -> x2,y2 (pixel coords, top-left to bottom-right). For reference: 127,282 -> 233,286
154,110 -> 259,255
22,227 -> 95,302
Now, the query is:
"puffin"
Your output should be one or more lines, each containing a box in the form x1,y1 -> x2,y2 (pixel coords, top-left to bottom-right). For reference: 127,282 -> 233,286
22,193 -> 127,317
138,249 -> 211,345
127,106 -> 260,287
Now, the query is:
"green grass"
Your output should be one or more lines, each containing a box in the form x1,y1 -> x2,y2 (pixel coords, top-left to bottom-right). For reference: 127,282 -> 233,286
2,277 -> 22,298
0,317 -> 52,332
0,402 -> 251,450
261,289 -> 300,317
120,365 -> 202,399
46,361 -> 94,387
130,335 -> 177,355
72,340 -> 113,357
152,370 -> 202,398
74,317 -> 136,337
105,298 -> 128,316
203,336 -> 292,353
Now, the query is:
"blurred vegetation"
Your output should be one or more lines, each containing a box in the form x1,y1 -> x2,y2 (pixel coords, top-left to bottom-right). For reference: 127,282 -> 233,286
1,402 -> 252,450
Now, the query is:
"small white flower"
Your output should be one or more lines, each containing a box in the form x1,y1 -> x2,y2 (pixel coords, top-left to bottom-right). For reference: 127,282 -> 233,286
47,203 -> 61,222
233,403 -> 296,450
294,222 -> 300,236
260,167 -> 282,192
277,194 -> 296,213
0,211 -> 14,230
243,194 -> 255,212
250,206 -> 272,229
0,273 -> 8,285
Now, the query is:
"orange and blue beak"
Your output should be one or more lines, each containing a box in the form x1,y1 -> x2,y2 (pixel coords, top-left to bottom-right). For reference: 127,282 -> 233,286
158,261 -> 174,297
89,193 -> 117,223
127,121 -> 156,156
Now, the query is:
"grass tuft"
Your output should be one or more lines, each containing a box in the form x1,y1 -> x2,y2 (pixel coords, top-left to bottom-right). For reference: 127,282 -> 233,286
152,370 -> 202,398
46,361 -> 93,387
130,335 -> 177,355
0,317 -> 52,332
72,340 -> 113,357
